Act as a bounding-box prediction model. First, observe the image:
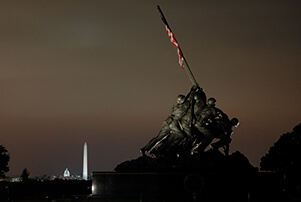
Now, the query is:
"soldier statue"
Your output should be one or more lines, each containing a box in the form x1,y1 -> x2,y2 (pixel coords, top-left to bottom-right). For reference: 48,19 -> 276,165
141,85 -> 239,158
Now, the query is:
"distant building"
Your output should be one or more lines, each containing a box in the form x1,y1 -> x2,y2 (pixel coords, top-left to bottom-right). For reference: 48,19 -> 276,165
63,168 -> 70,177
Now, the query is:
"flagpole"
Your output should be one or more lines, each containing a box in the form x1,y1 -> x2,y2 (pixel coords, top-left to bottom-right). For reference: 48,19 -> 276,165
157,5 -> 198,87
182,56 -> 198,87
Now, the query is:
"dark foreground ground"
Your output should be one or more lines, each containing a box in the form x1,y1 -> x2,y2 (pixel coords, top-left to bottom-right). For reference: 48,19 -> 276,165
0,173 -> 300,202
0,179 -> 91,201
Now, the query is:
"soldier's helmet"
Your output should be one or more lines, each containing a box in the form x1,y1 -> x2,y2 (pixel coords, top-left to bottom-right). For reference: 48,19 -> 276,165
231,118 -> 239,127
177,94 -> 185,104
208,97 -> 216,106
194,93 -> 202,101
194,91 -> 206,102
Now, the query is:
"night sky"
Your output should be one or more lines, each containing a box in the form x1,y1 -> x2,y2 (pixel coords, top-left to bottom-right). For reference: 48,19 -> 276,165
1,1 -> 300,177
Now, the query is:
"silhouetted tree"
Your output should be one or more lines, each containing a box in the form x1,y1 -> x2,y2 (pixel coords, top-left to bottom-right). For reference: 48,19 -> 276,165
261,123 -> 301,173
21,168 -> 30,181
0,145 -> 10,179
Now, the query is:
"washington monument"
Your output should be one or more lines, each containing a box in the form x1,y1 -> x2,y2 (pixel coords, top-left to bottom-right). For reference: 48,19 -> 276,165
83,142 -> 88,180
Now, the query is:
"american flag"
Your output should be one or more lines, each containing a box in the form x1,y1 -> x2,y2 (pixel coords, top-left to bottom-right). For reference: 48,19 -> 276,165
165,25 -> 185,70
157,5 -> 198,86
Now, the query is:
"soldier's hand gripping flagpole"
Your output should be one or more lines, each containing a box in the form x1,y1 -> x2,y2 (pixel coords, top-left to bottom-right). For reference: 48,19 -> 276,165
157,5 -> 198,87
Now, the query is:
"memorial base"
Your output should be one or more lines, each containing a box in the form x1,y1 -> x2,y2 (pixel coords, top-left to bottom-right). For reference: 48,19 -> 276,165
91,150 -> 288,201
91,171 -> 259,201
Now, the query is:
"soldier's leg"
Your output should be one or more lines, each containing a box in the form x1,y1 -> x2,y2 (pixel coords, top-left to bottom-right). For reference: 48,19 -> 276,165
141,125 -> 170,153
196,133 -> 214,152
192,123 -> 214,153
190,126 -> 205,151
211,134 -> 232,154
169,121 -> 187,147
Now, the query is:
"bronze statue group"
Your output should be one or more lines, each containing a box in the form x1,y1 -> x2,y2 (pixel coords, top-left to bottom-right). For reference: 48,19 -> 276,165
141,85 -> 239,158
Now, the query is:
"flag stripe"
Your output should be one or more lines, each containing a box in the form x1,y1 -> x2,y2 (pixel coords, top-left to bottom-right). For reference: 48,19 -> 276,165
165,25 -> 185,70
